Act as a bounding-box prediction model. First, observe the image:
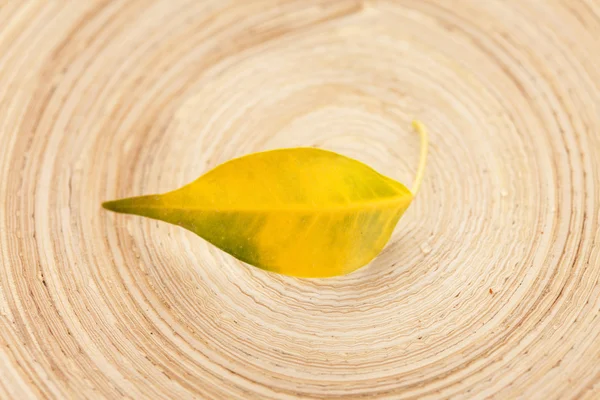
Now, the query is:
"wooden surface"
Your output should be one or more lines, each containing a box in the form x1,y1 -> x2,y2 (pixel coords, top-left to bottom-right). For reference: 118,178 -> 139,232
1,1 -> 599,399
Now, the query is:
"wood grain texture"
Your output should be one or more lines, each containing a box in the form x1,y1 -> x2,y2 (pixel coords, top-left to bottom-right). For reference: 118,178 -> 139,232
1,0 -> 599,398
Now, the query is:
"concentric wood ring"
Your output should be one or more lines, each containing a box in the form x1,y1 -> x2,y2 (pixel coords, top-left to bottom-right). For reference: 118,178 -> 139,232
1,1 -> 599,398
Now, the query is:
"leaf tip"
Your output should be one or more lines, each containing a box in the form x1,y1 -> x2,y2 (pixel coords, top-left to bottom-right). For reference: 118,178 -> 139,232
102,194 -> 164,217
102,200 -> 123,213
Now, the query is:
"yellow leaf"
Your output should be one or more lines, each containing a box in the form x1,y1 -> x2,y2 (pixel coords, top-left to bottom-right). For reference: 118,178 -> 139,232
103,121 -> 429,278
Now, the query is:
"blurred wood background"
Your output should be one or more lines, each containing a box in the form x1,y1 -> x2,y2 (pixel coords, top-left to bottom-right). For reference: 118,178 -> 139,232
0,1 -> 599,398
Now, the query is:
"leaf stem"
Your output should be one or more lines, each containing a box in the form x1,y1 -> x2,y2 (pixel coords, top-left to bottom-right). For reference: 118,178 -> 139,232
410,120 -> 429,196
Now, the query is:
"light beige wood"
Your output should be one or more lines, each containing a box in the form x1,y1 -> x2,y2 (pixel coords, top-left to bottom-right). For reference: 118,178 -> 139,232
1,1 -> 599,398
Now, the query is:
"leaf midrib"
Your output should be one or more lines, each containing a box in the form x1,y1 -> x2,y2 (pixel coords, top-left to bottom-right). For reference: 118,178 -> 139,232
108,194 -> 412,213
